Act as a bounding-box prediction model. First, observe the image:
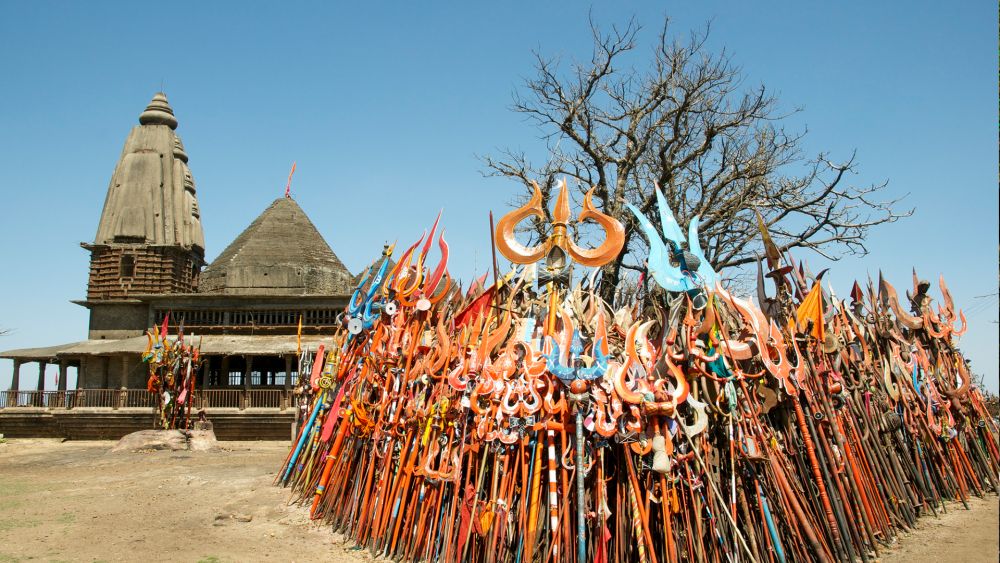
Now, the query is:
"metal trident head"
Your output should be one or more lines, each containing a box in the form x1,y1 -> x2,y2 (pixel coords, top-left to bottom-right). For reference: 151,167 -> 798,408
626,185 -> 718,293
494,179 -> 625,270
344,243 -> 396,335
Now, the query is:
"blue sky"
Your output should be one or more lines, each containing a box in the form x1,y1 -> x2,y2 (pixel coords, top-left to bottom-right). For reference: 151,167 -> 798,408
0,1 -> 997,392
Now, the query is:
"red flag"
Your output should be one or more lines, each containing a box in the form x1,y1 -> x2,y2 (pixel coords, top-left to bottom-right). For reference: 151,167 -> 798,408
466,271 -> 490,298
850,281 -> 864,305
455,285 -> 496,327
160,312 -> 170,340
309,344 -> 326,391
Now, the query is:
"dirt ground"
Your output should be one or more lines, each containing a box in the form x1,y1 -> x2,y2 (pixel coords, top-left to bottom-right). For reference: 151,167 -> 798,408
0,439 -> 996,563
0,439 -> 367,563
879,493 -> 999,563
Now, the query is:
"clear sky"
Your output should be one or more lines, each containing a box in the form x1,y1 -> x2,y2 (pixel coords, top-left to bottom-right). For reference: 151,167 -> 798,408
0,2 -> 997,392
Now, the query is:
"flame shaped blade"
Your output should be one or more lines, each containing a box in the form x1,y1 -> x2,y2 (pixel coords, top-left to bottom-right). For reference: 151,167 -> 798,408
654,187 -> 685,246
626,203 -> 690,292
687,215 -> 717,286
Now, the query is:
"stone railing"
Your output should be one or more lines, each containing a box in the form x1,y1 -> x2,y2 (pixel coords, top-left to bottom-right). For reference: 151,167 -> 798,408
0,390 -> 74,409
0,389 -> 292,411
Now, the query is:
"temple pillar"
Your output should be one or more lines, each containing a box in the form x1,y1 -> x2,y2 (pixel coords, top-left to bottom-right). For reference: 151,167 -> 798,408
11,359 -> 21,391
220,356 -> 230,387
78,357 -> 88,389
244,356 -> 254,391
243,356 -> 253,410
58,361 -> 68,391
283,355 -> 294,410
201,356 -> 210,389
101,356 -> 110,388
36,361 -> 47,392
34,361 -> 46,406
120,356 -> 129,389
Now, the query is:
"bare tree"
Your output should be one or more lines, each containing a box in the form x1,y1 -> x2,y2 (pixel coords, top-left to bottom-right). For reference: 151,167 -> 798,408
482,18 -> 909,300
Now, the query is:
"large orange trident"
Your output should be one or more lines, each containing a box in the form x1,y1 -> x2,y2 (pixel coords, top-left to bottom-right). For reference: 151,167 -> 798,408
494,179 -> 625,268
495,179 -> 625,563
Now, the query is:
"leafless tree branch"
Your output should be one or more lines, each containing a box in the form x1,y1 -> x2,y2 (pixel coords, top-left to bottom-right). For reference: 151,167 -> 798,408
481,18 -> 910,300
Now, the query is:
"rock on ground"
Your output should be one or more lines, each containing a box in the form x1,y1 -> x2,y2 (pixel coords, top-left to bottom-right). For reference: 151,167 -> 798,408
188,429 -> 219,451
110,429 -> 219,453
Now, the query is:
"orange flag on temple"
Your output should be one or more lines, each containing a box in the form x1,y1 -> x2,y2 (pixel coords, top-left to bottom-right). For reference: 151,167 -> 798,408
796,282 -> 825,340
285,162 -> 297,198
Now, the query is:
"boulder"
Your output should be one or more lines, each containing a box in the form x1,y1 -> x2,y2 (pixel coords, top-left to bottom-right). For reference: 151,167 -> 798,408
188,429 -> 219,451
110,428 -> 219,453
111,430 -> 188,452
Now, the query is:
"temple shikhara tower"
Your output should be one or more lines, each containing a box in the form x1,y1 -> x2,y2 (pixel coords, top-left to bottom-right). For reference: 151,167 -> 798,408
1,93 -> 357,439
85,93 -> 205,301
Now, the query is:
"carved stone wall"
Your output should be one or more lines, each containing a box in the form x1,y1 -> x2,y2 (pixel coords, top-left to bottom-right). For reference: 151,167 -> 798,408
86,245 -> 203,300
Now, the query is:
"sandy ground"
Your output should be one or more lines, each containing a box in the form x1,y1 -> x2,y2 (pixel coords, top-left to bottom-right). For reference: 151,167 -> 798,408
879,494 -> 999,563
0,439 -> 996,563
0,439 -> 367,563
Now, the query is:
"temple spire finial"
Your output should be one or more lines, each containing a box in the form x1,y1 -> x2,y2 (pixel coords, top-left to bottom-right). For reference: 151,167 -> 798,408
139,92 -> 178,130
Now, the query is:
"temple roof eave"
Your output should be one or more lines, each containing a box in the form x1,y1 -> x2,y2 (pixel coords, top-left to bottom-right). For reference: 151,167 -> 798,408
0,342 -> 88,361
6,335 -> 334,358
73,294 -> 351,305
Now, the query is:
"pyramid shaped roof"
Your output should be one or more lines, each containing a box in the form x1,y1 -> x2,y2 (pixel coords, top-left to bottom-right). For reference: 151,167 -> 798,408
200,197 -> 353,295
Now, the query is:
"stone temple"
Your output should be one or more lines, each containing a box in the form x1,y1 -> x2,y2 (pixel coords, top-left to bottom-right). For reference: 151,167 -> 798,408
0,93 -> 359,439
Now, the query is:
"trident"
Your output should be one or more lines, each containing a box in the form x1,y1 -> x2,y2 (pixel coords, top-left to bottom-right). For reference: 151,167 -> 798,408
494,178 -> 625,563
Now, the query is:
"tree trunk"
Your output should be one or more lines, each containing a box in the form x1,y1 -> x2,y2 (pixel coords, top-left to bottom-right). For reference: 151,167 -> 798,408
599,255 -> 624,304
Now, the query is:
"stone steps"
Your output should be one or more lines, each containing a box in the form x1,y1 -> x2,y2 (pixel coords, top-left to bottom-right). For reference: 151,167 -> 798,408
209,412 -> 296,441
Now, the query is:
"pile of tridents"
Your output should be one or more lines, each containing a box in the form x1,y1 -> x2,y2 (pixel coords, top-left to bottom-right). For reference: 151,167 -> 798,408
277,181 -> 999,563
143,316 -> 201,430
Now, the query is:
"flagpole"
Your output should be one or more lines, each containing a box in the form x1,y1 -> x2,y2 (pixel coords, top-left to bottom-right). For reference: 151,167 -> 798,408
489,211 -> 499,289
489,211 -> 501,316
285,161 -> 297,198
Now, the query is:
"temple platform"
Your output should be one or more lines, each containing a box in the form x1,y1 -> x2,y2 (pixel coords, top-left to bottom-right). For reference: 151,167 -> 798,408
0,389 -> 296,440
